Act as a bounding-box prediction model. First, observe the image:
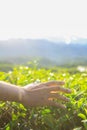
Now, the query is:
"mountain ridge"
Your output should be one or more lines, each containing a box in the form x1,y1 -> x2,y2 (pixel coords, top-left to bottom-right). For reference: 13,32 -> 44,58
0,39 -> 87,66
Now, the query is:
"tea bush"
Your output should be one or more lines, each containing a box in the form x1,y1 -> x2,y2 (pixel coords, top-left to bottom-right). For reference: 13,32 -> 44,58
0,65 -> 87,130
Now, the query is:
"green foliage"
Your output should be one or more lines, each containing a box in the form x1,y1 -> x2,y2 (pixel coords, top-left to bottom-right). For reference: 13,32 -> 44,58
0,62 -> 14,72
0,63 -> 87,130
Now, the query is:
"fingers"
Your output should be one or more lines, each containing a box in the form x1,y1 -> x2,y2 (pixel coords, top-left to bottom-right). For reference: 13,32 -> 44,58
43,81 -> 65,87
43,86 -> 71,93
24,81 -> 65,90
49,93 -> 70,102
52,86 -> 71,93
33,85 -> 71,94
32,81 -> 65,90
47,100 -> 66,109
26,81 -> 65,90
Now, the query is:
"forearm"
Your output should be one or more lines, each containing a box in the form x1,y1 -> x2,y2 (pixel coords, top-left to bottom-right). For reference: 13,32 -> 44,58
0,81 -> 23,103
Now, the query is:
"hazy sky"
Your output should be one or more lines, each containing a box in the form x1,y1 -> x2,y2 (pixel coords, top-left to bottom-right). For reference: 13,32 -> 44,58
0,0 -> 87,42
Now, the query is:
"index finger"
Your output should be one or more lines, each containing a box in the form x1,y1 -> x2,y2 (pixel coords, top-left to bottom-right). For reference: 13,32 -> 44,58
43,81 -> 65,87
45,86 -> 72,93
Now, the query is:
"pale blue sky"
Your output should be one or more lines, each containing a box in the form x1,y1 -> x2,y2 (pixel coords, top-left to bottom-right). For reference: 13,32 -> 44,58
0,0 -> 87,42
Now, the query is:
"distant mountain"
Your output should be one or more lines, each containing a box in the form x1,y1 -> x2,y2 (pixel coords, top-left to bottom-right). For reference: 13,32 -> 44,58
0,39 -> 87,66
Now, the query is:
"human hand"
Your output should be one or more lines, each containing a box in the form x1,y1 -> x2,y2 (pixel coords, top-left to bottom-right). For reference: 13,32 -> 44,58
21,81 -> 71,109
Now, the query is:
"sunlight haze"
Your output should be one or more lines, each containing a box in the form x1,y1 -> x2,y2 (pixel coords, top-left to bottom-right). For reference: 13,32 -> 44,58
0,0 -> 87,42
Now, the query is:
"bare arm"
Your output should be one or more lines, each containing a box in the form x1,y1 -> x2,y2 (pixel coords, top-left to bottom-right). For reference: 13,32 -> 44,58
0,81 -> 23,102
0,81 -> 71,109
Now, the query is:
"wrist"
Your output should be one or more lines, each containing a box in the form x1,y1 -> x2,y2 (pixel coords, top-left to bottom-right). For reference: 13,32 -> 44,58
18,87 -> 25,103
21,88 -> 32,107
